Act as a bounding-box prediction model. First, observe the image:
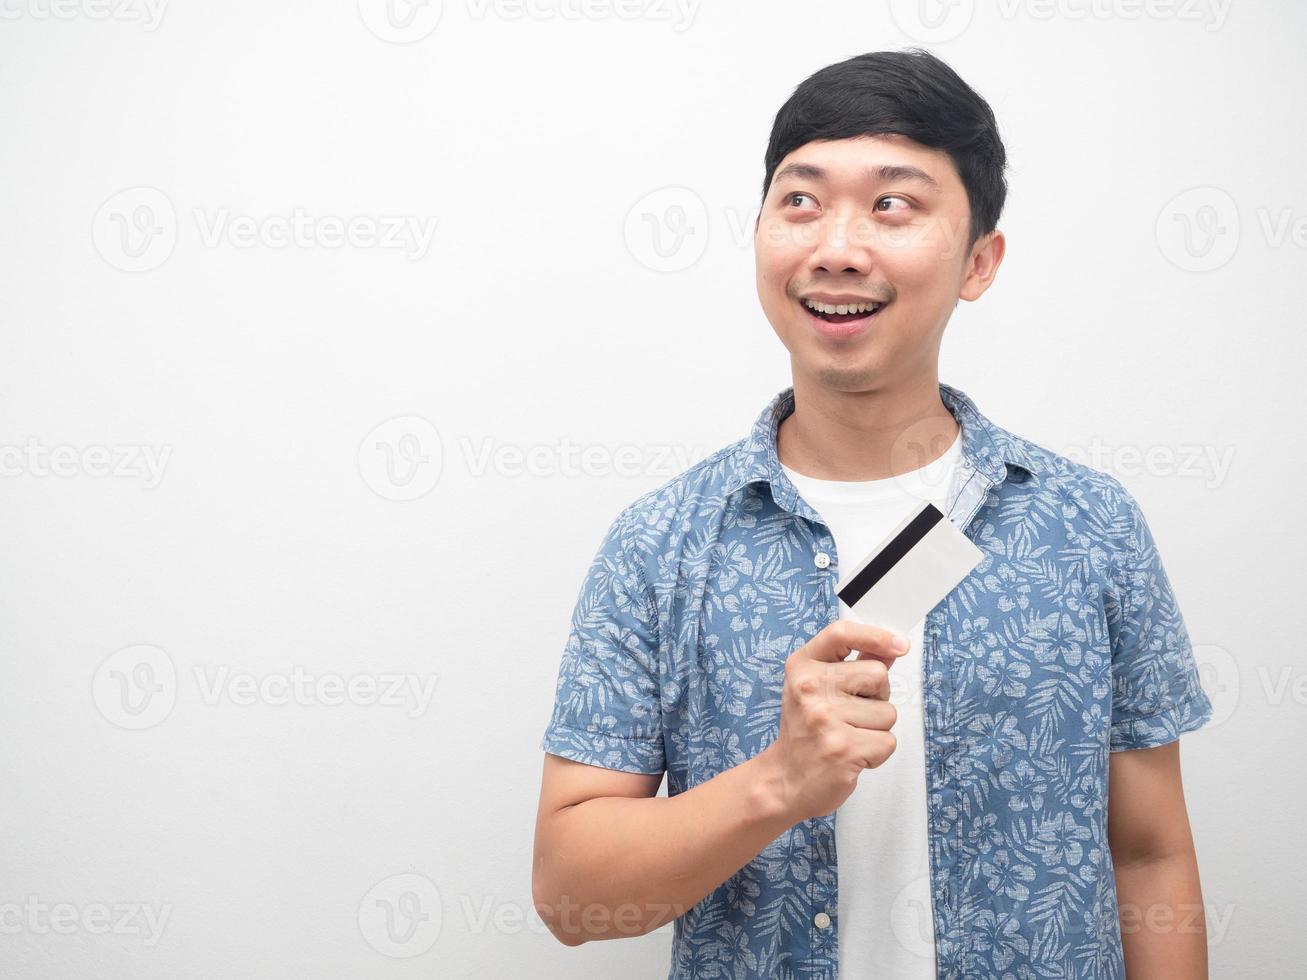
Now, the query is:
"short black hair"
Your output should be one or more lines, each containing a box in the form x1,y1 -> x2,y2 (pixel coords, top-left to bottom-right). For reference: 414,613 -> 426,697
761,48 -> 1008,251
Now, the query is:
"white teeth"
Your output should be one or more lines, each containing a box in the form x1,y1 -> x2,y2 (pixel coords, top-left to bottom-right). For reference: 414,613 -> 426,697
804,299 -> 881,315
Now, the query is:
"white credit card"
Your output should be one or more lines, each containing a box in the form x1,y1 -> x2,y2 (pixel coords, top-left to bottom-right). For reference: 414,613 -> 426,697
835,501 -> 984,636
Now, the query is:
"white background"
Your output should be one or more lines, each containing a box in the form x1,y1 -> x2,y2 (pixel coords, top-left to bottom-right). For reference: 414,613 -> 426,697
1,0 -> 1302,976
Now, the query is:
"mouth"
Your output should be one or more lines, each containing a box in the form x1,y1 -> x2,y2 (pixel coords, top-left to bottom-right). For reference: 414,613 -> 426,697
799,296 -> 888,338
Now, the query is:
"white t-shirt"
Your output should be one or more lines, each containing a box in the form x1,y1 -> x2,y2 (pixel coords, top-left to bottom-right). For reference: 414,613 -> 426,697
780,427 -> 962,979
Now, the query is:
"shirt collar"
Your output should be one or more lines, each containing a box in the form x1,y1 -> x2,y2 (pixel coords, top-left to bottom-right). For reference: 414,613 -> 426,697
724,383 -> 1039,509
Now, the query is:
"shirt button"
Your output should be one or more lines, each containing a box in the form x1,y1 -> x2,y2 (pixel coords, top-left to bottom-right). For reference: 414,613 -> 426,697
814,552 -> 831,569
813,911 -> 832,930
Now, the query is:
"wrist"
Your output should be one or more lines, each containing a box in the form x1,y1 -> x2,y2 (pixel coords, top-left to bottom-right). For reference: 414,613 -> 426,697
747,743 -> 798,828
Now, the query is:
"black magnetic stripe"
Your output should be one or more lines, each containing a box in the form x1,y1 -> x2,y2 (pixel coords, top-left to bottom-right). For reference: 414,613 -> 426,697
837,503 -> 943,606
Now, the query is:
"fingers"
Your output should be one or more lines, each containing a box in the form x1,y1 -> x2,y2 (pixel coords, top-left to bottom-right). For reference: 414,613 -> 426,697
785,655 -> 891,706
835,692 -> 897,732
800,619 -> 911,668
851,728 -> 897,769
837,659 -> 892,701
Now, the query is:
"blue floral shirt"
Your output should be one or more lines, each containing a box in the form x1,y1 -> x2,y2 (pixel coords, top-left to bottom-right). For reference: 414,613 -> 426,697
540,383 -> 1213,979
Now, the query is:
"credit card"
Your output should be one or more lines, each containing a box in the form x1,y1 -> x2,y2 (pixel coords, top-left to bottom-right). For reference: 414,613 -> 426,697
835,501 -> 984,636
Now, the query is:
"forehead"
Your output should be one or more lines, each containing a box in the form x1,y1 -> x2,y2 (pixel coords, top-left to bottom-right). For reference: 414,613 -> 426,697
771,134 -> 961,197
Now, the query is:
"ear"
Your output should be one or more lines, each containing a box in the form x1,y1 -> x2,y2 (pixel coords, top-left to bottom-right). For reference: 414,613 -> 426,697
958,229 -> 1006,303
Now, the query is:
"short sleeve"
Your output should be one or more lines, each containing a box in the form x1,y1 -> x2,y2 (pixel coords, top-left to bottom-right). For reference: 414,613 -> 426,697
1107,490 -> 1214,751
539,503 -> 665,774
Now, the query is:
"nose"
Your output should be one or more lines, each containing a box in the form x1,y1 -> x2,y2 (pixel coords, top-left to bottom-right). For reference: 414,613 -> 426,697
806,210 -> 874,276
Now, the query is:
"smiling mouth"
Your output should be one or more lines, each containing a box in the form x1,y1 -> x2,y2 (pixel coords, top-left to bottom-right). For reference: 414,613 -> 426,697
800,297 -> 887,325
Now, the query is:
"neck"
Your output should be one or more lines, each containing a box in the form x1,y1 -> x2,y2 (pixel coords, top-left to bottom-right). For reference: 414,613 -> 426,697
777,370 -> 960,482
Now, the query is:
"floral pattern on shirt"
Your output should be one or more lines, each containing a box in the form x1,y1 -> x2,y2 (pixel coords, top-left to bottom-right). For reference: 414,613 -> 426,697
541,383 -> 1213,979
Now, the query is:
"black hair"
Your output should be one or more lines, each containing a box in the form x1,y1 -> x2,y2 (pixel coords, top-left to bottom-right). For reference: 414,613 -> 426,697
761,48 -> 1008,251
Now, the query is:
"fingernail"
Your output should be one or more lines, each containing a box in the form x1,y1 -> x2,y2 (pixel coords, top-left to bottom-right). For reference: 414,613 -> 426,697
891,634 -> 910,652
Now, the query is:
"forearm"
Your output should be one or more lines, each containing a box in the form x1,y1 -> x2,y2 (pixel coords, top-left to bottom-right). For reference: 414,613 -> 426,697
1114,848 -> 1208,978
533,747 -> 795,945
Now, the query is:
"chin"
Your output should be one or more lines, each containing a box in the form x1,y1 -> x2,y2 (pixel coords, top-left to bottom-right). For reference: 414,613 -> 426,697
805,361 -> 886,392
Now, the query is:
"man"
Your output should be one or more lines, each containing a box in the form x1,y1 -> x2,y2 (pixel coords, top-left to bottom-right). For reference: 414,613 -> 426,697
532,48 -> 1213,979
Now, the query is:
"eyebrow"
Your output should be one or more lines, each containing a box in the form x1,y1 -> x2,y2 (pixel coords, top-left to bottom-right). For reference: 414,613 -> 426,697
772,161 -> 942,193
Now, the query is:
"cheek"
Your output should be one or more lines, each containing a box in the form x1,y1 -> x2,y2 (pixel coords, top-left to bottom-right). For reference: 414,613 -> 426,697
881,247 -> 956,301
756,217 -> 811,264
883,218 -> 970,282
755,237 -> 800,294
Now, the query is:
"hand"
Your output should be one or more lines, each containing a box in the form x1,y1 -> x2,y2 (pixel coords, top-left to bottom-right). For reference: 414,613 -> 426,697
760,619 -> 911,823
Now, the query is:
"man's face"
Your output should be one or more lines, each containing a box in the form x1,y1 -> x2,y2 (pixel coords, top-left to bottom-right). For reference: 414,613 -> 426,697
754,133 -> 999,392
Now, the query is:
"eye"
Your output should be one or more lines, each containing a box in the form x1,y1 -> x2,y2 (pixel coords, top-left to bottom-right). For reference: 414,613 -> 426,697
875,195 -> 911,213
785,191 -> 818,209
